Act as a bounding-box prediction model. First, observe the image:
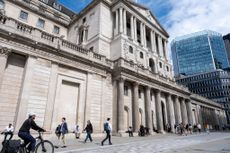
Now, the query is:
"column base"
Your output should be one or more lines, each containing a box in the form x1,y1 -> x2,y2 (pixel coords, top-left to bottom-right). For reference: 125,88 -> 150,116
116,130 -> 129,137
149,130 -> 157,135
158,130 -> 166,134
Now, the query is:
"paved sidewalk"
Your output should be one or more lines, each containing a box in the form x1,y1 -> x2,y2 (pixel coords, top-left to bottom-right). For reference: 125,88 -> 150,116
55,132 -> 230,153
1,132 -> 230,153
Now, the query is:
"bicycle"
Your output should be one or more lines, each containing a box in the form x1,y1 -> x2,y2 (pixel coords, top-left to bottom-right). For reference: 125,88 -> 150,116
1,131 -> 54,153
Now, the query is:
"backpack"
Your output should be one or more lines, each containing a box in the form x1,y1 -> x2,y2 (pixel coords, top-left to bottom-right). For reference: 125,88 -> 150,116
104,122 -> 109,131
1,140 -> 21,153
55,125 -> 61,134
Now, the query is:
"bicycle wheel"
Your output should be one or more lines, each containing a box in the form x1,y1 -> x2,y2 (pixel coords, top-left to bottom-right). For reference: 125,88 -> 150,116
35,140 -> 54,153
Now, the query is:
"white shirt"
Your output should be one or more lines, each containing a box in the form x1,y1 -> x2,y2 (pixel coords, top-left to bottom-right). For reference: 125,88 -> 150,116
106,121 -> 112,132
5,126 -> 14,132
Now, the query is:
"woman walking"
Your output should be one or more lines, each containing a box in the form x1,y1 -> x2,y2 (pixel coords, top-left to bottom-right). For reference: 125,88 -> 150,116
83,120 -> 93,143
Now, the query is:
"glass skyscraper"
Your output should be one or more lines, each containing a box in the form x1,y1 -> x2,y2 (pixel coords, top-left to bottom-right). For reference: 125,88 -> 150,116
171,30 -> 229,76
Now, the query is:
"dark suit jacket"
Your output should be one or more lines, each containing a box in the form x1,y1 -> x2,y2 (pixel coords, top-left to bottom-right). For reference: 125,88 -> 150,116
60,122 -> 68,134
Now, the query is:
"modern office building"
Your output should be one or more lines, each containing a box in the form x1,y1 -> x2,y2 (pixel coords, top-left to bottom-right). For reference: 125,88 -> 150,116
223,34 -> 230,64
0,0 -> 226,135
171,30 -> 229,77
177,69 -> 230,124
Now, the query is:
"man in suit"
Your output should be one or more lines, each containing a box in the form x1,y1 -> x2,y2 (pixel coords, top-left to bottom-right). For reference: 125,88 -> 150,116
60,117 -> 68,148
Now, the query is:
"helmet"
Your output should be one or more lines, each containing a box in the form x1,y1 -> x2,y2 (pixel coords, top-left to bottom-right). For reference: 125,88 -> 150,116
28,112 -> 36,117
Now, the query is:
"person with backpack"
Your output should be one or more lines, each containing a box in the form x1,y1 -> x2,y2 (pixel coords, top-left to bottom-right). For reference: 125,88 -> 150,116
1,123 -> 14,141
18,112 -> 45,153
54,124 -> 61,148
101,118 -> 112,146
83,120 -> 93,143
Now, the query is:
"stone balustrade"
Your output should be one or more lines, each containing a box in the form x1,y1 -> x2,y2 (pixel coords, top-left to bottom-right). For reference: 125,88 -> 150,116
114,58 -> 189,93
0,14 -> 111,67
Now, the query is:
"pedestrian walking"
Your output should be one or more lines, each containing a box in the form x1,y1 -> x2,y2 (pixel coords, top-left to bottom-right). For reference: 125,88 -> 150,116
83,120 -> 93,143
174,124 -> 177,134
54,124 -> 61,148
188,123 -> 193,134
60,117 -> 68,148
101,118 -> 112,146
1,123 -> 14,141
74,125 -> 80,139
197,123 -> 201,133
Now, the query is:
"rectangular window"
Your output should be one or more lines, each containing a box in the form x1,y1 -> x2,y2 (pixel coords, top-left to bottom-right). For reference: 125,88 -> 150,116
19,11 -> 28,21
53,25 -> 60,34
124,86 -> 128,96
36,18 -> 45,29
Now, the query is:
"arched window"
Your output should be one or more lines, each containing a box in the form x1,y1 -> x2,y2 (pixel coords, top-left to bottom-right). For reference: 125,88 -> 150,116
166,66 -> 169,72
149,58 -> 156,73
140,52 -> 143,59
129,46 -> 133,54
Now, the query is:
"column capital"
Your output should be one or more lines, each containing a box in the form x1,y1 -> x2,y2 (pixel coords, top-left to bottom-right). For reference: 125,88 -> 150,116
155,89 -> 161,94
145,85 -> 151,91
165,92 -> 172,97
119,77 -> 125,83
133,81 -> 140,86
0,47 -> 11,57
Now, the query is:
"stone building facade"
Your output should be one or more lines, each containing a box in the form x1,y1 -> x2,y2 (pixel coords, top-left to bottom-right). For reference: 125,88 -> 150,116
0,0 -> 227,135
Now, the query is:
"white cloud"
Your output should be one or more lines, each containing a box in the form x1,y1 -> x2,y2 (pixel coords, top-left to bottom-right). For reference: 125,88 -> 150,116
165,0 -> 230,41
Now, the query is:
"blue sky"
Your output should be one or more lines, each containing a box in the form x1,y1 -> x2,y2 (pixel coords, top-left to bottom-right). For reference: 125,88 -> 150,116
58,0 -> 230,40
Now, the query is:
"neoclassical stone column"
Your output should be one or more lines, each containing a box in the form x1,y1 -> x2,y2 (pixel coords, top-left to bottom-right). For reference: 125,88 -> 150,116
0,47 -> 11,85
150,31 -> 156,52
119,7 -> 123,33
134,17 -> 137,42
186,99 -> 193,125
143,24 -> 147,47
155,90 -> 164,133
115,10 -> 119,35
130,15 -> 134,39
174,96 -> 182,124
196,105 -> 203,126
118,77 -> 125,133
164,40 -> 168,61
144,86 -> 153,134
140,23 -> 144,46
132,82 -> 140,132
166,93 -> 175,132
181,98 -> 188,124
158,35 -> 163,57
123,9 -> 127,35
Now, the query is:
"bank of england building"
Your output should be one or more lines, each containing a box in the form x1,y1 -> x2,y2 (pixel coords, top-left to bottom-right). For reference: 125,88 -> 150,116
0,0 -> 227,135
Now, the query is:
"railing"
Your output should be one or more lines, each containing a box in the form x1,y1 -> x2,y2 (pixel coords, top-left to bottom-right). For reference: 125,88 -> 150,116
61,40 -> 89,55
115,58 -> 189,92
41,32 -> 54,42
93,53 -> 102,60
0,14 -> 109,67
16,21 -> 33,34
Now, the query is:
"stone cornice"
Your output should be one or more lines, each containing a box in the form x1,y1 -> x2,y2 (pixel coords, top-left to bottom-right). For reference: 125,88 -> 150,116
0,46 -> 11,57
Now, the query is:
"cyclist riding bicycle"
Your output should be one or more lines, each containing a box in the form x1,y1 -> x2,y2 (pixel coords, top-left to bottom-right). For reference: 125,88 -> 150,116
18,112 -> 46,153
